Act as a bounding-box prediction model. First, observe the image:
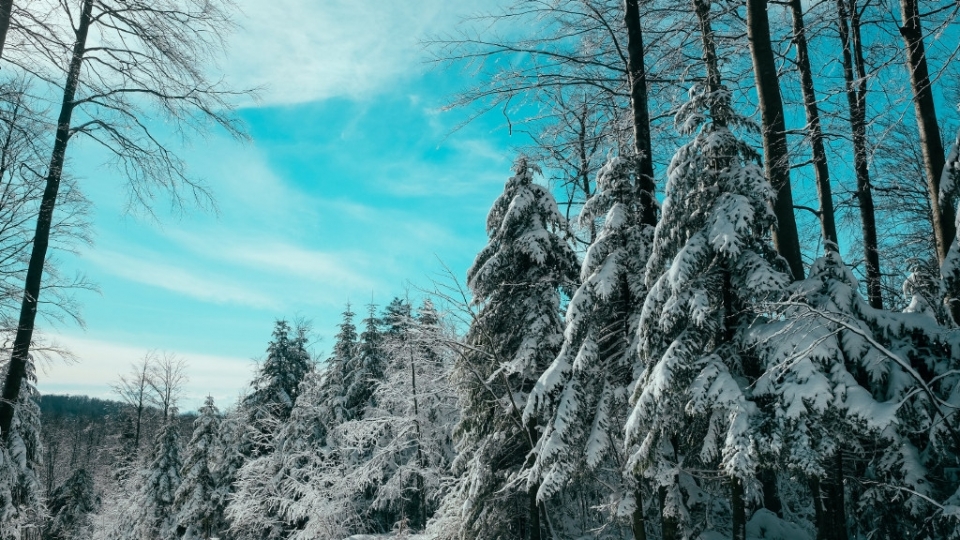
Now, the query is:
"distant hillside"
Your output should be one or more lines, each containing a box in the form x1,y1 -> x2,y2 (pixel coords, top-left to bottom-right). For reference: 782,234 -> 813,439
40,394 -> 127,419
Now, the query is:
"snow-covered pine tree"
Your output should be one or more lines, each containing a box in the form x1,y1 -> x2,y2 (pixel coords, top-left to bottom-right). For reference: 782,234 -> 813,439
241,319 -> 314,456
332,300 -> 458,535
47,468 -> 99,540
126,409 -> 183,540
524,154 -> 654,539
0,357 -> 45,538
749,250 -> 960,539
227,307 -> 363,540
440,157 -> 577,540
174,396 -> 222,539
625,4 -> 790,536
344,304 -> 386,419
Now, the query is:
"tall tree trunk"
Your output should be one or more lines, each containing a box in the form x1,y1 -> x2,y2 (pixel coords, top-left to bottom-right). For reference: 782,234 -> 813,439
899,0 -> 954,263
0,0 -> 12,62
624,6 -> 654,537
789,0 -> 839,249
624,0 -> 656,228
898,0 -> 960,325
0,0 -> 94,439
746,0 -> 804,280
837,0 -> 883,309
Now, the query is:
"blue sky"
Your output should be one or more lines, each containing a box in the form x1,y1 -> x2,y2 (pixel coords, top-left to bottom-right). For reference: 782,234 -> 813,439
38,0 -> 516,410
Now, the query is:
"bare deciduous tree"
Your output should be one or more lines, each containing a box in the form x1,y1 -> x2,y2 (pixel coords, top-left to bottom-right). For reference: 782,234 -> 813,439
0,0 -> 248,438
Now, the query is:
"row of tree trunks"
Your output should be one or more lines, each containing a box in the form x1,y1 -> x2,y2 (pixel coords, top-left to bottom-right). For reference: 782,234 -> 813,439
0,0 -> 95,439
746,0 -> 804,281
837,0 -> 883,309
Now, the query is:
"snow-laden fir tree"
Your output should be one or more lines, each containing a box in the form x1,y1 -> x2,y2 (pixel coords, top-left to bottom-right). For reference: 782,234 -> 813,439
624,15 -> 790,536
332,300 -> 458,535
524,154 -> 654,538
436,157 -> 577,540
174,396 -> 222,539
118,409 -> 183,540
344,304 -> 386,419
219,321 -> 313,537
47,468 -> 99,540
749,249 -> 960,539
228,307 -> 362,540
241,319 -> 314,456
0,357 -> 45,538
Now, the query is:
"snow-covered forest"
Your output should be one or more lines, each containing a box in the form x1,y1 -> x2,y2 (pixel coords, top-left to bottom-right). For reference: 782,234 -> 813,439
2,0 -> 960,539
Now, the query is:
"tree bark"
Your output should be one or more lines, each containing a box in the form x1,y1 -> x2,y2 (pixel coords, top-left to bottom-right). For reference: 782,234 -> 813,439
624,0 -> 657,228
899,0 -> 955,264
828,450 -> 848,540
732,477 -> 746,540
789,0 -> 838,249
837,0 -> 883,309
898,0 -> 960,325
0,0 -> 12,62
631,489 -> 647,540
0,0 -> 94,439
746,0 -> 804,280
659,486 -> 679,540
528,482 -> 542,540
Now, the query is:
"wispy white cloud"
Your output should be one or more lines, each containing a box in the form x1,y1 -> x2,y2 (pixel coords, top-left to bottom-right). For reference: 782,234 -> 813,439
225,0 -> 483,106
84,248 -> 281,309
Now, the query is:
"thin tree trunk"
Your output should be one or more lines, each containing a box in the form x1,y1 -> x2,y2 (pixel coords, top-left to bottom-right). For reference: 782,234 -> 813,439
837,0 -> 883,309
0,0 -> 94,439
410,345 -> 426,530
624,0 -> 656,228
732,477 -> 746,540
810,477 -> 829,540
528,481 -> 542,540
829,451 -> 848,540
0,0 -> 12,62
789,0 -> 839,249
631,489 -> 647,540
899,0 -> 954,263
746,0 -> 804,280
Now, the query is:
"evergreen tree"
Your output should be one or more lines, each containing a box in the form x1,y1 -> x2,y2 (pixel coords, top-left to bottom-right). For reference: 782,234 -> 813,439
0,358 -> 45,538
524,154 -> 654,537
440,157 -> 577,540
344,304 -> 385,419
242,320 -> 314,453
129,410 -> 183,540
625,70 -> 790,539
750,250 -> 960,538
47,468 -> 99,540
333,300 -> 458,534
227,307 -> 363,540
174,396 -> 222,539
